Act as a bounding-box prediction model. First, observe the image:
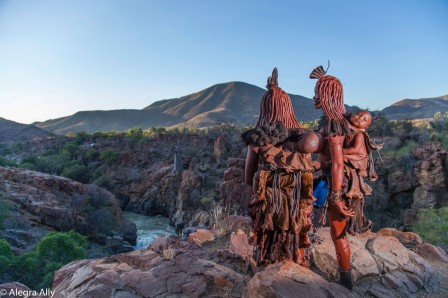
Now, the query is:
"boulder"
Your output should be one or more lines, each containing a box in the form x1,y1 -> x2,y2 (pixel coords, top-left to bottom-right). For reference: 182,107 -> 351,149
417,243 -> 448,263
311,228 -> 439,297
377,227 -> 423,250
53,236 -> 249,298
244,261 -> 351,298
187,229 -> 215,245
229,229 -> 253,259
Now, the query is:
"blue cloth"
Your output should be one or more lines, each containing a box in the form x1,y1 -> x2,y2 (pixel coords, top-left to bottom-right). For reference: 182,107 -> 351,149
313,179 -> 329,207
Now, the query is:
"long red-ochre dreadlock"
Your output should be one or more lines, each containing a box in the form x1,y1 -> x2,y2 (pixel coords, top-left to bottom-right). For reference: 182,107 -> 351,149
256,68 -> 303,128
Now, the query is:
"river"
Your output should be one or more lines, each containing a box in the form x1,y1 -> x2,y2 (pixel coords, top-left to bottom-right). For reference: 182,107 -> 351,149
122,211 -> 176,249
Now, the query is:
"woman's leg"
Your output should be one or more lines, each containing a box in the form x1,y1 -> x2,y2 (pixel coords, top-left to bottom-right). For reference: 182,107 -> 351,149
328,204 -> 351,271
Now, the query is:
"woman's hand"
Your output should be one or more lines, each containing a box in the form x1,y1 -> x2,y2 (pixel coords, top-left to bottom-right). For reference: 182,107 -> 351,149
334,200 -> 355,218
328,189 -> 355,218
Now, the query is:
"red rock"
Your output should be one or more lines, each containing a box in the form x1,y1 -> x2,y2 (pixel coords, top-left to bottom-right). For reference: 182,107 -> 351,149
188,228 -> 214,245
244,261 -> 351,297
230,229 -> 253,259
417,242 -> 448,262
377,227 -> 422,249
53,236 -> 249,298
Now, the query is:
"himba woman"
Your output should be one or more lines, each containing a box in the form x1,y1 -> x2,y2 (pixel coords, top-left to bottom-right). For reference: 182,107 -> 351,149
310,65 -> 356,289
243,68 -> 320,268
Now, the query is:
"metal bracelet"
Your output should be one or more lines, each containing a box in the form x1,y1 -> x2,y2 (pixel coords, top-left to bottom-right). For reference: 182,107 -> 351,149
328,189 -> 343,205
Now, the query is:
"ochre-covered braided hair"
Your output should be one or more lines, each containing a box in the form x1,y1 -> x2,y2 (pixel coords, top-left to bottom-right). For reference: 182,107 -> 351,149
310,65 -> 346,121
256,68 -> 303,128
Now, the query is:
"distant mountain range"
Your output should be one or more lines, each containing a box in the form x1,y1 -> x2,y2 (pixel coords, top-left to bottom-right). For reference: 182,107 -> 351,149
1,82 -> 446,137
32,82 -> 359,135
0,117 -> 53,143
380,95 -> 448,120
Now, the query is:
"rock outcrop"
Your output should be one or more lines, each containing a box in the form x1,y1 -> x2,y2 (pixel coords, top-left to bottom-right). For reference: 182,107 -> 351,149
312,228 -> 440,297
51,228 -> 445,298
0,166 -> 136,247
367,142 -> 448,230
52,236 -> 250,298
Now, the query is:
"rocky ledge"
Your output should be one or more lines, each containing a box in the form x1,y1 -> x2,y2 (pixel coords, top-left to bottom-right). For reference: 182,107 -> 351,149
32,225 -> 444,298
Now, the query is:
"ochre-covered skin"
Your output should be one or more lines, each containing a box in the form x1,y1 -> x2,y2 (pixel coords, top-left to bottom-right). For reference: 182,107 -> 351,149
311,67 -> 354,275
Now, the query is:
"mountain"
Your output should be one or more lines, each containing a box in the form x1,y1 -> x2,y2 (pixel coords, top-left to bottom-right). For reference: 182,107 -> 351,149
34,82 -> 359,135
0,117 -> 53,143
380,94 -> 448,120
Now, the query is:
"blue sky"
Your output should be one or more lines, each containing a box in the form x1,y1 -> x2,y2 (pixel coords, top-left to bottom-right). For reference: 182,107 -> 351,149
0,0 -> 447,124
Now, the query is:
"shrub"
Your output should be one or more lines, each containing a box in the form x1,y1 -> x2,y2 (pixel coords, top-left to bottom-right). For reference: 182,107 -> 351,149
93,175 -> 113,190
0,239 -> 13,275
36,231 -> 87,264
8,231 -> 88,289
396,140 -> 418,156
18,162 -> 36,170
62,162 -> 89,183
0,156 -> 17,167
200,196 -> 214,209
100,149 -> 119,165
13,251 -> 40,287
412,207 -> 448,250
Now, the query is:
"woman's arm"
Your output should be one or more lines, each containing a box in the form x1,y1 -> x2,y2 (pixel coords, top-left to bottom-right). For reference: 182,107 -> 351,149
329,136 -> 355,217
329,136 -> 345,190
245,144 -> 259,186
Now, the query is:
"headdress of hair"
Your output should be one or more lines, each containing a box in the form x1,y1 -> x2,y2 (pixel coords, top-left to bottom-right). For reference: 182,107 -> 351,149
266,67 -> 279,88
310,61 -> 348,134
257,68 -> 302,128
309,60 -> 330,79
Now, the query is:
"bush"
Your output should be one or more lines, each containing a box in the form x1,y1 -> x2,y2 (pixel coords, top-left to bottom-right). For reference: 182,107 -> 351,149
100,149 -> 119,165
0,239 -> 13,275
93,175 -> 113,190
0,156 -> 17,167
13,251 -> 39,287
19,162 -> 36,170
61,162 -> 89,183
35,154 -> 68,175
412,207 -> 448,250
396,140 -> 418,156
36,231 -> 87,264
5,231 -> 88,289
200,196 -> 214,209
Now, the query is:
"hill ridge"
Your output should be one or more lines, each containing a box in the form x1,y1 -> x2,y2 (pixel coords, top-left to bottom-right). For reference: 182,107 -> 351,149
28,82 -> 448,134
